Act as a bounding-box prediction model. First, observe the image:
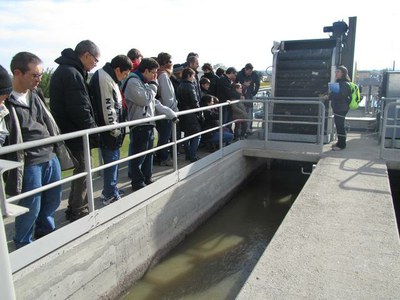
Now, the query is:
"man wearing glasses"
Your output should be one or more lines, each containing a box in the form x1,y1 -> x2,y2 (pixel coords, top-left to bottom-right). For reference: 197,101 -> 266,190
4,52 -> 62,248
50,40 -> 100,222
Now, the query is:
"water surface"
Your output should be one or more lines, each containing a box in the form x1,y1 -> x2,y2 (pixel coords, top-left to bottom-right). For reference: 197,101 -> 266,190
122,165 -> 308,299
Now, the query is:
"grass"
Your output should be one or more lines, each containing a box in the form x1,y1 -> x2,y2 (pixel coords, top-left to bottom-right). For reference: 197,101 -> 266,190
61,132 -> 158,178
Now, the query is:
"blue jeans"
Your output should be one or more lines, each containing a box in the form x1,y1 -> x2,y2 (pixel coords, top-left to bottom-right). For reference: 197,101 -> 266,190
129,126 -> 154,187
209,129 -> 234,144
184,135 -> 201,161
14,156 -> 62,248
101,148 -> 120,198
156,119 -> 172,162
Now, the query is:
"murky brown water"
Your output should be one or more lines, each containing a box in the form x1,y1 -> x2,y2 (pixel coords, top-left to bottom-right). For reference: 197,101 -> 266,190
121,164 -> 309,300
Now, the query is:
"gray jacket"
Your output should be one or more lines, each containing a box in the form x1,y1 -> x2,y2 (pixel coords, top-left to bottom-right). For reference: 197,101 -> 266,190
124,73 -> 177,128
157,71 -> 178,112
4,90 -> 72,195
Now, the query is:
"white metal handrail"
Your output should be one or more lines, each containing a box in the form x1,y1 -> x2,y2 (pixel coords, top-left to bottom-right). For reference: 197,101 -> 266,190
380,100 -> 400,161
0,98 -> 328,285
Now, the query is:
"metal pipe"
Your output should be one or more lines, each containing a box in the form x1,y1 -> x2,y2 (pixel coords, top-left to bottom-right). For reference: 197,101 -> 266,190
0,208 -> 16,299
83,134 -> 95,214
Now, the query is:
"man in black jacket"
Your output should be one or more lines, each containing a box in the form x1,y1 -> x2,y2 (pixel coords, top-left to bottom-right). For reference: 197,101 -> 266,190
216,67 -> 237,129
50,40 -> 100,222
236,63 -> 260,98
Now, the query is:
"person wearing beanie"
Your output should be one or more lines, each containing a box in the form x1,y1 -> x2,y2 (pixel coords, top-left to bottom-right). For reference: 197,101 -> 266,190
329,65 -> 352,151
0,65 -> 12,146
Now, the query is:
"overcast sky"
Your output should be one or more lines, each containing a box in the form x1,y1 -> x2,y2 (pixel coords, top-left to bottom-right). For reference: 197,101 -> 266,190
1,0 -> 399,73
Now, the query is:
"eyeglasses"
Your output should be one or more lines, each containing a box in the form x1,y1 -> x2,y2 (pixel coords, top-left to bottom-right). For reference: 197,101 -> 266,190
89,53 -> 99,63
31,73 -> 43,79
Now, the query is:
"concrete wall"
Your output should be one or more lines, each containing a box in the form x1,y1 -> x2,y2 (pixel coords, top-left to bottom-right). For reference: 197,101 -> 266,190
13,151 -> 266,299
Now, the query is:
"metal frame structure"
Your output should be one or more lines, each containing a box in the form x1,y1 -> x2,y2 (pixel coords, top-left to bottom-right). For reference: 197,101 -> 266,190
380,100 -> 400,160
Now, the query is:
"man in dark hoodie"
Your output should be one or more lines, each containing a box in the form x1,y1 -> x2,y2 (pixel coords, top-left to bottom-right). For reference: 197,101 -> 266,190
49,40 -> 100,222
236,63 -> 260,98
89,55 -> 132,205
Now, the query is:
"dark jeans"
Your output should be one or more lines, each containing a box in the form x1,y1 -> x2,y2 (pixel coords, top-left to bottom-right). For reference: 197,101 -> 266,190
334,110 -> 348,148
184,134 -> 201,161
222,106 -> 233,132
156,119 -> 172,162
129,125 -> 154,187
209,129 -> 234,144
68,150 -> 89,215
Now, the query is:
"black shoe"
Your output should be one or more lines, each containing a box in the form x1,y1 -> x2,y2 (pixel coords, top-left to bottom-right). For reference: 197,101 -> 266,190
34,231 -> 53,240
132,182 -> 146,191
190,157 -> 198,163
66,210 -> 89,222
145,178 -> 154,185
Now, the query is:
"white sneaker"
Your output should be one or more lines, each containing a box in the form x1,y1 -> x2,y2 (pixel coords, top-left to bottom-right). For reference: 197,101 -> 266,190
101,194 -> 121,206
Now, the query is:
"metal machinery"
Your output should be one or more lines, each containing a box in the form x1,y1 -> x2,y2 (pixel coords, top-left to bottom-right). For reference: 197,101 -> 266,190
380,71 -> 400,148
270,17 -> 357,143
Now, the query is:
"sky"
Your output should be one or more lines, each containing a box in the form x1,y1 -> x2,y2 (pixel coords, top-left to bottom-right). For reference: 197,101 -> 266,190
0,0 -> 399,74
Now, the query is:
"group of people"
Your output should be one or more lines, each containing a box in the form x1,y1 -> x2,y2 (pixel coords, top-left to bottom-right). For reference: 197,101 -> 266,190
0,40 -> 262,249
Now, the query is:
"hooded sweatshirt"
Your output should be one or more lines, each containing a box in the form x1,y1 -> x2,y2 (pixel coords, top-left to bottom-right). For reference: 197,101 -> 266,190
49,48 -> 97,150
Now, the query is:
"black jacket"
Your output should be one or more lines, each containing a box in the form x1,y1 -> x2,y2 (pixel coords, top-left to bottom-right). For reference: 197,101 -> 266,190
177,80 -> 202,134
49,48 -> 97,150
201,72 -> 219,96
330,80 -> 351,113
216,74 -> 235,103
236,68 -> 260,97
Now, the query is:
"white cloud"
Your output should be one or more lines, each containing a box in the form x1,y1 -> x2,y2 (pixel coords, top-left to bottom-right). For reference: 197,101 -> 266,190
1,0 -> 399,72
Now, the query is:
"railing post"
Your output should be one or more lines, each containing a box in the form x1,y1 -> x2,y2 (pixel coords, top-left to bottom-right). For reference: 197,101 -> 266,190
171,121 -> 178,171
219,105 -> 223,150
83,134 -> 95,213
264,99 -> 269,142
0,210 -> 16,300
320,102 -> 326,149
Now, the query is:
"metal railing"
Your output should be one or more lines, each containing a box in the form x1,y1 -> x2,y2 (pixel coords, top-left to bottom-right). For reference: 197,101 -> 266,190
0,98 -> 327,297
380,99 -> 400,161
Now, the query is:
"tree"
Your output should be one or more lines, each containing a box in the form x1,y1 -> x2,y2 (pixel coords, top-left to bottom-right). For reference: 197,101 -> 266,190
38,68 -> 53,98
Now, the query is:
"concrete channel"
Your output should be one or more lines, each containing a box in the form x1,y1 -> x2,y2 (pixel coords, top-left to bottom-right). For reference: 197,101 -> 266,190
7,132 -> 400,299
237,132 -> 400,299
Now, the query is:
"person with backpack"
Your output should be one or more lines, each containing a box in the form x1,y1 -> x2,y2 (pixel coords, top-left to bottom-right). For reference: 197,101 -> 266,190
124,58 -> 177,191
89,55 -> 132,205
329,65 -> 352,151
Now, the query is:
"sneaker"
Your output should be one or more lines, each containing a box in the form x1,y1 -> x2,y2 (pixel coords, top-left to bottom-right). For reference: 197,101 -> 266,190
65,209 -> 89,222
332,145 -> 344,151
159,159 -> 173,166
145,178 -> 154,185
102,194 -> 121,206
132,182 -> 147,191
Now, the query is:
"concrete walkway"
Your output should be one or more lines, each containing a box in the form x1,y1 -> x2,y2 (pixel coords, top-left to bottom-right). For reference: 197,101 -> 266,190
237,133 -> 400,299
